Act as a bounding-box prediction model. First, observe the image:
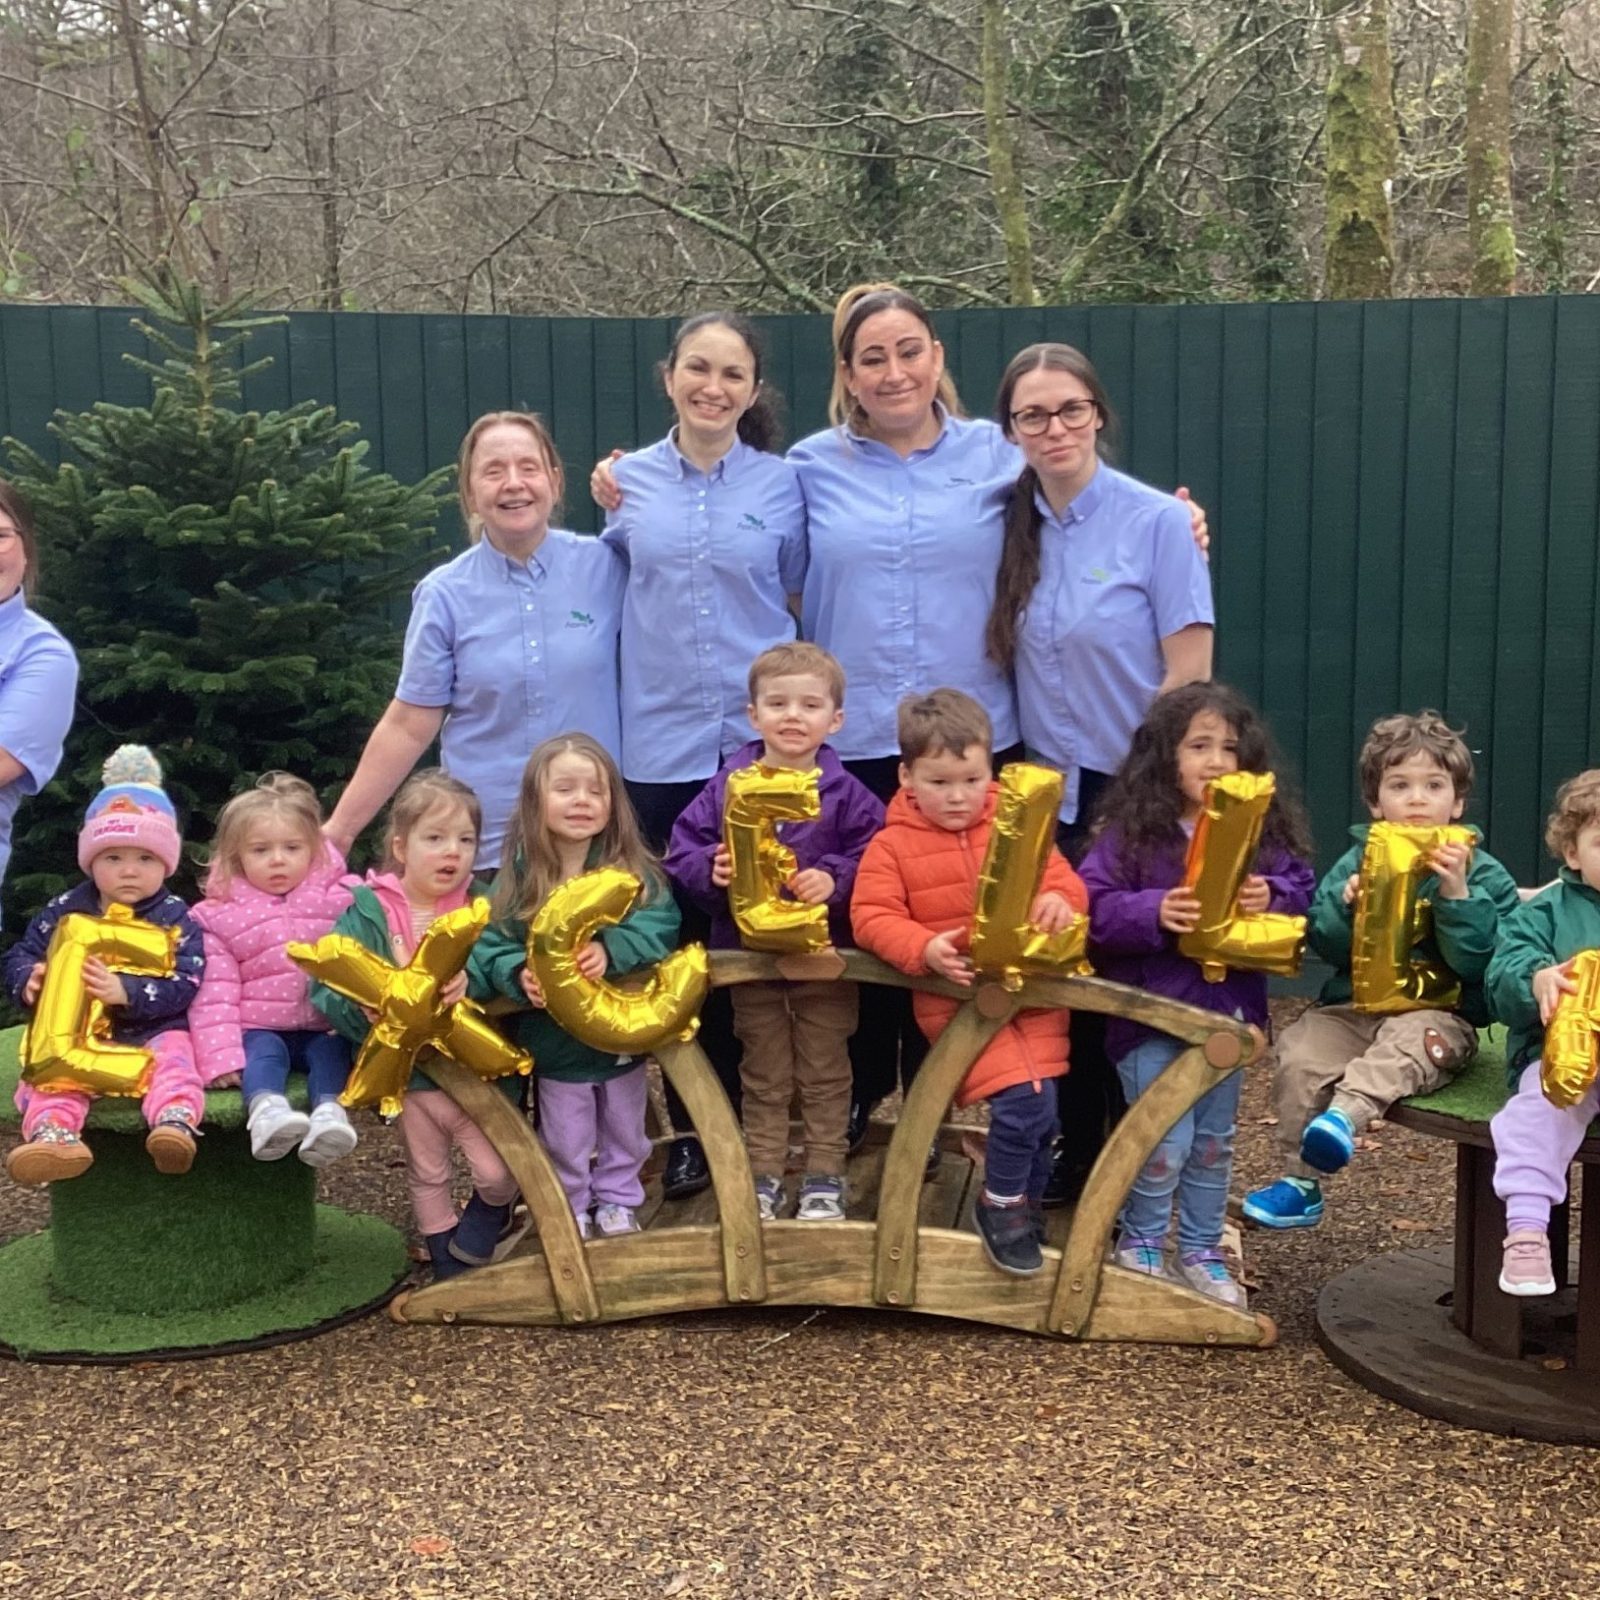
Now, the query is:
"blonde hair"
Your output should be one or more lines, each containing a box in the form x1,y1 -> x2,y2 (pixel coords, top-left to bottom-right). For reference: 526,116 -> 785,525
204,772 -> 327,897
747,641 -> 846,706
897,688 -> 993,765
1358,710 -> 1475,809
455,411 -> 565,543
1546,770 -> 1600,861
492,734 -> 663,925
828,282 -> 964,432
382,770 -> 482,873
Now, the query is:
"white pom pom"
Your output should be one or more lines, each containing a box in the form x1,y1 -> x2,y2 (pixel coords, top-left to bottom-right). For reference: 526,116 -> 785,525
101,744 -> 163,788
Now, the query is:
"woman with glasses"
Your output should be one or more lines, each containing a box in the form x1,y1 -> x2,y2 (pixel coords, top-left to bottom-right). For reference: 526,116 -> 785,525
0,483 -> 79,909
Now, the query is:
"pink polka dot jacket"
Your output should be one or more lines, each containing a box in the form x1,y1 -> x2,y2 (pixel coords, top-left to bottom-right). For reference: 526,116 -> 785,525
188,847 -> 355,1083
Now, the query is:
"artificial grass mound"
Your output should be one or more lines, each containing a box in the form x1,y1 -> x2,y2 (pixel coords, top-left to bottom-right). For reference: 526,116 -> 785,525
1399,1026 -> 1513,1123
0,1025 -> 407,1360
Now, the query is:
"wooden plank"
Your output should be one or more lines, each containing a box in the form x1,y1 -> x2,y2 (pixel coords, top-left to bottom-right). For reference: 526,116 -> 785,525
239,316 -> 293,416
464,314 -> 512,425
1173,303 -> 1222,529
1465,1142 -> 1522,1358
1052,1041 -> 1248,1336
1079,1260 -> 1271,1347
548,318 -> 597,534
331,311 -> 383,446
417,315 -> 468,487
1451,1141 -> 1477,1338
507,316 -> 553,418
286,310 -> 337,409
1213,303 -> 1270,702
374,316 -> 429,491
48,306 -> 100,420
1084,307 -> 1134,459
96,306 -> 147,408
1130,304 -> 1178,492
417,1055 -> 600,1324
1578,1166 -> 1600,1373
654,1036 -> 768,1304
0,307 -> 57,461
872,999 -> 1014,1307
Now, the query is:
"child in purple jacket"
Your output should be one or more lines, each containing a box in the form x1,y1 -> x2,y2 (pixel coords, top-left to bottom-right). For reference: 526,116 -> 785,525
1079,683 -> 1315,1308
665,643 -> 883,1222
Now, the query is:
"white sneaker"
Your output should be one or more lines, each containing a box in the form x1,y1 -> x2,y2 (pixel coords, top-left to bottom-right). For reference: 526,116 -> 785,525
592,1202 -> 641,1236
1177,1250 -> 1247,1309
248,1093 -> 310,1161
1113,1235 -> 1170,1278
298,1101 -> 358,1168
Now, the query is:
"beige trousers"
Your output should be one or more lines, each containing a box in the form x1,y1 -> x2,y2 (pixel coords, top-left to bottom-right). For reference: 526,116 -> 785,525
732,979 -> 858,1179
1273,1003 -> 1477,1178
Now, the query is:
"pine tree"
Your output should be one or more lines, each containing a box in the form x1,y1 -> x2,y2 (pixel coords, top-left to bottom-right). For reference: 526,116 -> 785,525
2,277 -> 449,921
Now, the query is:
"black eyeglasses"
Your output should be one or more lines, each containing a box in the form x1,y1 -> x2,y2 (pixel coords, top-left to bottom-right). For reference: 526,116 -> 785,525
1009,400 -> 1099,436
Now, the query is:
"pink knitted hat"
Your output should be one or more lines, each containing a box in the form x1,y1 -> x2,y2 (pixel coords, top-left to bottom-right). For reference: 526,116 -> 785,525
78,745 -> 183,876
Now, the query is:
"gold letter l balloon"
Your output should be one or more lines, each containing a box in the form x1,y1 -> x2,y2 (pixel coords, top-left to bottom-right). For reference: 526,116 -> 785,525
21,903 -> 180,1097
968,763 -> 1090,989
1541,949 -> 1600,1109
1176,772 -> 1305,982
288,898 -> 531,1119
722,762 -> 830,954
528,867 -> 709,1054
1350,823 -> 1475,1013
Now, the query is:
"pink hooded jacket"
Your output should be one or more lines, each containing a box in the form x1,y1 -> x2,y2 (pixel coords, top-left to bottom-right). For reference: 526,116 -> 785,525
188,845 -> 354,1082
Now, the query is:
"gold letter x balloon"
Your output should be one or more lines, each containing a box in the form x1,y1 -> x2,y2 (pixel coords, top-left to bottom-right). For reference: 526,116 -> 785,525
287,898 -> 531,1119
21,903 -> 180,1097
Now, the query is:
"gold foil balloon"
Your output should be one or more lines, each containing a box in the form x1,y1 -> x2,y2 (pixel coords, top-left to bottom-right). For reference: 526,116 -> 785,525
1177,772 -> 1306,982
21,903 -> 180,1097
723,762 -> 830,954
1349,823 -> 1475,1013
528,867 -> 709,1053
288,897 -> 531,1119
1540,949 -> 1600,1109
968,763 -> 1091,990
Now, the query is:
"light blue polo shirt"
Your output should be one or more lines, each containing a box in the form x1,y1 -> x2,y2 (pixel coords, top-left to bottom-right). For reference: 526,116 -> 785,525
604,435 -> 807,783
1015,464 -> 1214,820
0,590 -> 77,891
396,531 -> 624,868
790,413 -> 1021,761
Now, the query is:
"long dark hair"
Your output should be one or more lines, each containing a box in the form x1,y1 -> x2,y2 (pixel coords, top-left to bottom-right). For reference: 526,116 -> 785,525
659,311 -> 785,454
1093,682 -> 1314,872
986,343 -> 1116,670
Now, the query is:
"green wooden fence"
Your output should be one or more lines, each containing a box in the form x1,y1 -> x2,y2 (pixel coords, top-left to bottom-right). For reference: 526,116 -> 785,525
1,297 -> 1595,884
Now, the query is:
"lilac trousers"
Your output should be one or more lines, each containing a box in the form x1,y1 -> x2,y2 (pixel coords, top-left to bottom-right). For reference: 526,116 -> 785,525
16,1029 -> 203,1138
1491,1061 -> 1598,1232
537,1066 -> 651,1217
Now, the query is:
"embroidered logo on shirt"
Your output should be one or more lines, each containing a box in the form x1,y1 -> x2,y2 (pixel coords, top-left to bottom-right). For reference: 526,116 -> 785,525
1082,566 -> 1110,583
567,609 -> 595,628
740,512 -> 766,531
945,477 -> 974,487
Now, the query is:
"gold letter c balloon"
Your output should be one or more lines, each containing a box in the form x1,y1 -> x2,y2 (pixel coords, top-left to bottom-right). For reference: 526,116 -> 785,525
1176,772 -> 1306,982
1349,823 -> 1475,1013
1541,948 -> 1600,1110
968,763 -> 1090,989
528,867 -> 709,1054
722,763 -> 830,954
21,903 -> 180,1097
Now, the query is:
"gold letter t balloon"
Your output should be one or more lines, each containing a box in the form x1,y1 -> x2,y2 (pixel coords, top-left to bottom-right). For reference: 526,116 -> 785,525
287,899 -> 531,1118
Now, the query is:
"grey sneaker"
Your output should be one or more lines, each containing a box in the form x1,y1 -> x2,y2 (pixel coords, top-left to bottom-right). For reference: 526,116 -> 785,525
1177,1249 -> 1247,1309
1499,1230 -> 1556,1296
1113,1235 -> 1169,1278
592,1203 -> 641,1236
754,1174 -> 785,1222
795,1173 -> 846,1221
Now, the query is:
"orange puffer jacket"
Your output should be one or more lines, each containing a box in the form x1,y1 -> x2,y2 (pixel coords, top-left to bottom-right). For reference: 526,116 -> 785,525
850,783 -> 1089,1108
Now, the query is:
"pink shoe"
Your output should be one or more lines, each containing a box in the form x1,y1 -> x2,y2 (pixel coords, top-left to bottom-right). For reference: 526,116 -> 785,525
1499,1230 -> 1556,1297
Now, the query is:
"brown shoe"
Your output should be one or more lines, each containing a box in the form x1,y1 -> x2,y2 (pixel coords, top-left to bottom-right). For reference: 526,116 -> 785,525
146,1120 -> 197,1175
6,1130 -> 95,1186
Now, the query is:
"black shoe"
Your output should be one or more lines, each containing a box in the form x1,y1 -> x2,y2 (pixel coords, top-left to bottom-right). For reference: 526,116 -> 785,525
1041,1142 -> 1091,1210
426,1228 -> 470,1281
449,1192 -> 513,1265
924,1139 -> 942,1182
846,1099 -> 875,1157
975,1199 -> 1044,1276
1028,1200 -> 1046,1246
662,1136 -> 711,1201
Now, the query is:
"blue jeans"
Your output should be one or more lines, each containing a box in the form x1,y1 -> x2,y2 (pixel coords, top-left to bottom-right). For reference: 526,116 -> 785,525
241,1029 -> 352,1109
985,1080 -> 1060,1202
1114,1035 -> 1242,1255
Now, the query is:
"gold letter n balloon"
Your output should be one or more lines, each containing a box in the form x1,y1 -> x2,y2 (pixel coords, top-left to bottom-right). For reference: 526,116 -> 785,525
21,903 -> 180,1097
287,898 -> 531,1118
1541,949 -> 1600,1110
528,867 -> 709,1053
1350,823 -> 1475,1013
968,763 -> 1090,989
722,762 -> 830,954
1176,772 -> 1305,982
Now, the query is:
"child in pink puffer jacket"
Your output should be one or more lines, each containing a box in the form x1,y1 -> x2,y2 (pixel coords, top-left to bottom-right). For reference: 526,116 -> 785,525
190,773 -> 355,1166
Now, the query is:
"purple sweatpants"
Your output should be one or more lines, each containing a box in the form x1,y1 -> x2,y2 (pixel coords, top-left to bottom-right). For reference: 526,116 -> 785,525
15,1029 -> 203,1138
1491,1061 -> 1597,1232
537,1066 -> 651,1217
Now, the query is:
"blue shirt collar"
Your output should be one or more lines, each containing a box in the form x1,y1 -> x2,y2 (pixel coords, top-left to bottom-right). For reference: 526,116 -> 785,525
474,530 -> 555,580
0,588 -> 28,638
1033,459 -> 1108,528
843,400 -> 952,461
666,431 -> 746,484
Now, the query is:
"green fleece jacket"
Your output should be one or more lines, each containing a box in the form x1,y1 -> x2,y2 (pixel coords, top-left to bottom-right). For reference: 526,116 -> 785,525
1306,824 -> 1522,1027
309,882 -> 523,1101
1486,868 -> 1600,1079
466,864 -> 682,1084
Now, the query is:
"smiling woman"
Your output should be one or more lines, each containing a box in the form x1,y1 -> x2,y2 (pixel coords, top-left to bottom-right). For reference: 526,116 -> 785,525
0,480 -> 79,910
325,414 -> 625,873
